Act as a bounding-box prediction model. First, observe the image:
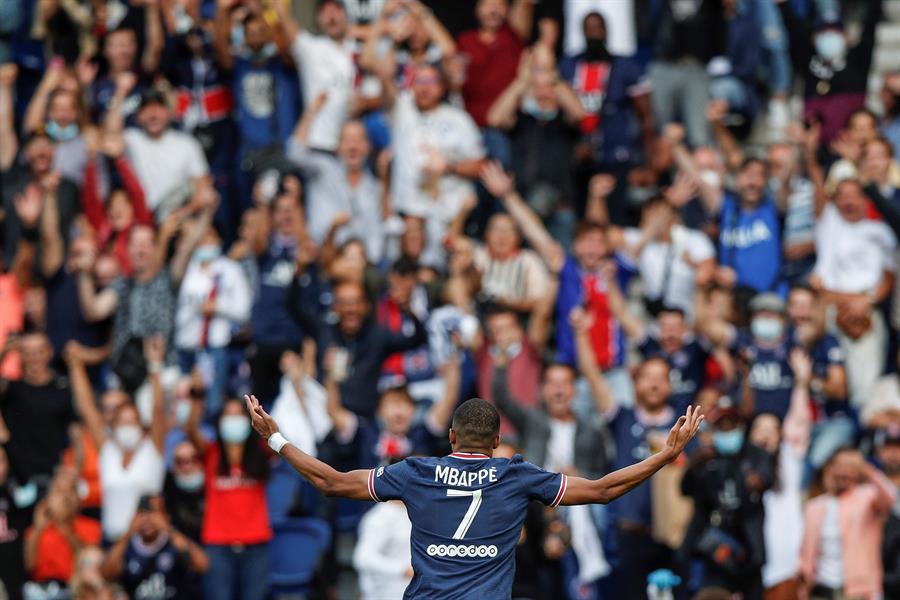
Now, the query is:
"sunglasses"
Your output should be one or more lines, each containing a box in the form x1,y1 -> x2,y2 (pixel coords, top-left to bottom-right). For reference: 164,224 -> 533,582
174,456 -> 199,467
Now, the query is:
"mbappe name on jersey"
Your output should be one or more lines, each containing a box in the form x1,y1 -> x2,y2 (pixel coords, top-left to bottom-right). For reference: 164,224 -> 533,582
434,465 -> 498,487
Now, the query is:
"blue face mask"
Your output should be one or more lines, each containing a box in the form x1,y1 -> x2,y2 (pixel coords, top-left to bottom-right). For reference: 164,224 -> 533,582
219,415 -> 251,444
46,121 -> 79,142
12,480 -> 38,508
713,429 -> 744,456
174,471 -> 205,492
193,245 -> 221,264
522,96 -> 558,121
751,317 -> 784,342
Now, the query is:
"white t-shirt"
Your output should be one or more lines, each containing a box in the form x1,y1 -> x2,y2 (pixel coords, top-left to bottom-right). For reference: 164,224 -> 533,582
270,376 -> 332,457
814,204 -> 896,294
762,442 -> 805,587
815,496 -> 845,589
100,437 -> 165,540
353,501 -> 413,600
290,33 -> 367,151
544,418 -> 577,472
623,225 -> 715,316
124,128 -> 209,215
175,256 -> 251,350
391,91 -> 484,261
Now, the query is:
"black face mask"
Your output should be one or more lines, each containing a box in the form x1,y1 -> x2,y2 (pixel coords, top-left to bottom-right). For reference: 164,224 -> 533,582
583,38 -> 611,62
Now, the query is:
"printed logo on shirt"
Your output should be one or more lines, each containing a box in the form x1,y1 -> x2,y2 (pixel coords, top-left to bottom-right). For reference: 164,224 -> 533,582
721,221 -> 773,248
426,544 -> 498,558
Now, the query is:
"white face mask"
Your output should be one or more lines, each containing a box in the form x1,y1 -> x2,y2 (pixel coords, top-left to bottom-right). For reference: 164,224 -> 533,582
114,425 -> 143,451
219,415 -> 251,444
175,401 -> 192,427
699,169 -> 722,190
815,31 -> 847,62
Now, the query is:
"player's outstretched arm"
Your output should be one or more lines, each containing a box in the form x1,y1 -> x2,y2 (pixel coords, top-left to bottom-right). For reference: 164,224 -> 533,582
245,394 -> 372,501
560,406 -> 703,506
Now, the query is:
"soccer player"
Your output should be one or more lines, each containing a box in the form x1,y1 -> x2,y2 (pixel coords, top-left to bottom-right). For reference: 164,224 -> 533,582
245,394 -> 703,599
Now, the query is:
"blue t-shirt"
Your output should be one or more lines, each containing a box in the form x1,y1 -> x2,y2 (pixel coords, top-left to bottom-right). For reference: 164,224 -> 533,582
718,194 -> 781,292
803,332 -> 851,419
736,332 -> 793,419
370,453 -> 566,599
638,334 -> 710,415
232,55 -> 300,152
606,407 -> 677,527
251,238 -> 306,345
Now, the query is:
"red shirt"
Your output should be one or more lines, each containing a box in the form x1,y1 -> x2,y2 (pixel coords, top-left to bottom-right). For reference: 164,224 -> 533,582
457,24 -> 524,126
27,517 -> 102,582
201,444 -> 272,545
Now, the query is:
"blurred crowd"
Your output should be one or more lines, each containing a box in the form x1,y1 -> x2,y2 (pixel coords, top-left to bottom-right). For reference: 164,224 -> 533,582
2,0 -> 900,599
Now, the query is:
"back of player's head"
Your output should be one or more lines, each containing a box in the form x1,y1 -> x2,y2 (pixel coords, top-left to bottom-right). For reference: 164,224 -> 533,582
451,399 -> 500,449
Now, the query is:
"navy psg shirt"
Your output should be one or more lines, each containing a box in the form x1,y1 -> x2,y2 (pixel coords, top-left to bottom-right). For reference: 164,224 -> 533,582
368,452 -> 566,599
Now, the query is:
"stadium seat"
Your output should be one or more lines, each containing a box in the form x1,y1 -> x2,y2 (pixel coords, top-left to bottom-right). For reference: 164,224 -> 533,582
268,517 -> 332,597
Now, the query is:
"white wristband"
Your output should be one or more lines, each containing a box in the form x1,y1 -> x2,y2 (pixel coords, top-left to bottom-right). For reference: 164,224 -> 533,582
268,432 -> 289,454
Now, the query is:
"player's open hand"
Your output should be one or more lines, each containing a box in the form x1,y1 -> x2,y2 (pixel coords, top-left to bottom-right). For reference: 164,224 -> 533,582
664,405 -> 704,460
245,394 -> 279,440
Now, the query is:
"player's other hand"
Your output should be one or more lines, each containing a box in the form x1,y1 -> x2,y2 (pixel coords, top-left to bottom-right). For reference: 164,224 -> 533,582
245,394 -> 279,440
664,405 -> 704,460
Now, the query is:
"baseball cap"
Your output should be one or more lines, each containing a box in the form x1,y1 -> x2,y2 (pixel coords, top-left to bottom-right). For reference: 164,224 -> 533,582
749,293 -> 786,315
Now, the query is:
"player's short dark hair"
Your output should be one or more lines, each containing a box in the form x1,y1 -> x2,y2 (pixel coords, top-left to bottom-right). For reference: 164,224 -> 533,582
451,399 -> 500,448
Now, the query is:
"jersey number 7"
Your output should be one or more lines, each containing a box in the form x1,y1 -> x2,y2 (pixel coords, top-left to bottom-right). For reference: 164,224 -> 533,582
446,489 -> 483,539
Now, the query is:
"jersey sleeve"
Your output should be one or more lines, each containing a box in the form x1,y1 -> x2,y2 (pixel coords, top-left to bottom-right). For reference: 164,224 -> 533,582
516,460 -> 567,508
369,459 -> 414,502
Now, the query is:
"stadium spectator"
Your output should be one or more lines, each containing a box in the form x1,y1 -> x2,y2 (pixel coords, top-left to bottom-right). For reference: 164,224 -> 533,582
812,179 -> 895,410
0,444 -> 28,600
559,11 -> 655,188
799,447 -> 897,599
352,496 -> 412,599
100,494 -> 208,599
289,277 -> 427,418
287,94 -> 386,264
876,424 -> 900,599
184,395 -> 271,600
23,468 -> 102,590
382,60 -> 486,265
115,88 -> 212,219
645,0 -> 726,147
69,336 -> 167,542
680,398 -> 772,598
492,309 -> 610,479
0,331 -> 75,488
778,0 -> 882,144
750,349 -> 812,600
162,440 -> 206,543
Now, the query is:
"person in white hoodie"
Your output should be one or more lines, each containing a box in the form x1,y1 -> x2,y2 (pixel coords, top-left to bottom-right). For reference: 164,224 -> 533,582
175,225 -> 251,419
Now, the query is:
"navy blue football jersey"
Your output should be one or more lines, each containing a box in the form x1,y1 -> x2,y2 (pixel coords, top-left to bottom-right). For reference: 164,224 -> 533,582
367,452 -> 567,599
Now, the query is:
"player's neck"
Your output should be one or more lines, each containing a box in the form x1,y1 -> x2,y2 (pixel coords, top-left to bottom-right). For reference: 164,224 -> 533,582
451,447 -> 494,457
